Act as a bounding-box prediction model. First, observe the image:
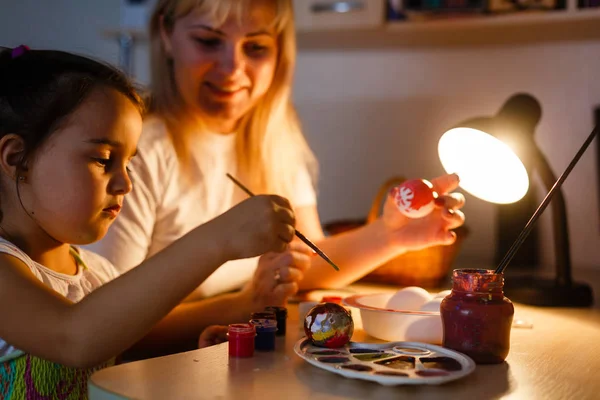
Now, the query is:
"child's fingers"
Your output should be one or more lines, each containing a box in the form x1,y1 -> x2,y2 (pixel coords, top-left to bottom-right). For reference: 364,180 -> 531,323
198,325 -> 228,348
277,224 -> 295,244
289,241 -> 317,257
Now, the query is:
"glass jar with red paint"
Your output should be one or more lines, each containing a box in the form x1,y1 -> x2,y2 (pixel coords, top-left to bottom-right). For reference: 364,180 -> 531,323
440,269 -> 514,364
228,323 -> 256,358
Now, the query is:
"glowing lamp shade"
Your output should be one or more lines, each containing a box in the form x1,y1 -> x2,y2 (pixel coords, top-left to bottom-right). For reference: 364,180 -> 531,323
438,127 -> 529,204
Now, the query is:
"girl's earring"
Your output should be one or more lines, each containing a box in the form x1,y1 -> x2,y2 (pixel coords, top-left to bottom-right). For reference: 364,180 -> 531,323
18,176 -> 25,182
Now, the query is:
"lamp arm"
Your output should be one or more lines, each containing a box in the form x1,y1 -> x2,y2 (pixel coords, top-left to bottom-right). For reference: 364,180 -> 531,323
532,145 -> 572,286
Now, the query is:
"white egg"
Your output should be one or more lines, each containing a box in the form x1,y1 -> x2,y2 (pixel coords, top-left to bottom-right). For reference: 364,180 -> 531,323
419,298 -> 443,312
405,316 -> 443,344
385,286 -> 432,311
433,290 -> 451,299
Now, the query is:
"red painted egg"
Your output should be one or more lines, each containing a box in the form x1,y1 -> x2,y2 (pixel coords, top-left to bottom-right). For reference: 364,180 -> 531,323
391,179 -> 436,219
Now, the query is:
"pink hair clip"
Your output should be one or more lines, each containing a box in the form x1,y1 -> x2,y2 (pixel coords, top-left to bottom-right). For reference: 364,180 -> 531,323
11,45 -> 30,59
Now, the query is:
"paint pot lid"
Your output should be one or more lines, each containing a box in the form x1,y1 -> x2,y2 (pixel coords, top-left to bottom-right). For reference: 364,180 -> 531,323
250,319 -> 278,331
228,323 -> 256,336
251,311 -> 276,320
265,306 -> 288,317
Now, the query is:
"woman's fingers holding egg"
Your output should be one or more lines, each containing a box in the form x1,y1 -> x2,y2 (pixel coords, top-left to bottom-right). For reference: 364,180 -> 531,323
435,192 -> 466,211
442,208 -> 465,230
438,229 -> 458,245
430,173 -> 460,195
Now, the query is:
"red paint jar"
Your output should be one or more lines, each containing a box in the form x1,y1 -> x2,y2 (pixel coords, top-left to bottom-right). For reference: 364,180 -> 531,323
441,269 -> 514,364
228,323 -> 256,358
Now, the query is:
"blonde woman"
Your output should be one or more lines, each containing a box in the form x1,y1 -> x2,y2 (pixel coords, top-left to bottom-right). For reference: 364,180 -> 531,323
90,0 -> 465,355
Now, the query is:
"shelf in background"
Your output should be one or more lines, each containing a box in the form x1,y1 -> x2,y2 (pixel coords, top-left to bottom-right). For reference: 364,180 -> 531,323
296,8 -> 600,49
102,8 -> 600,50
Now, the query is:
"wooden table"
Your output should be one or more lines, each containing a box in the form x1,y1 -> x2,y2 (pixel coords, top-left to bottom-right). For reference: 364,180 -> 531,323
89,284 -> 600,400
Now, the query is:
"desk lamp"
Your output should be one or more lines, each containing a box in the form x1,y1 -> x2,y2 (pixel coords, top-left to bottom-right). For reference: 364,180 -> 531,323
438,93 -> 594,307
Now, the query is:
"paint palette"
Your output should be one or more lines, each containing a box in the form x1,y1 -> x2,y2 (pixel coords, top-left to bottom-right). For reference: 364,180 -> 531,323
294,338 -> 475,386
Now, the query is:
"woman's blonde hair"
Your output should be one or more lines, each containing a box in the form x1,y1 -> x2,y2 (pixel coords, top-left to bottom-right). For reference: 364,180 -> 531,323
148,0 -> 317,198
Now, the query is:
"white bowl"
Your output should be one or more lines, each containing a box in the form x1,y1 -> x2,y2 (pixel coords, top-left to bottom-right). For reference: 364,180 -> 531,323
343,293 -> 443,344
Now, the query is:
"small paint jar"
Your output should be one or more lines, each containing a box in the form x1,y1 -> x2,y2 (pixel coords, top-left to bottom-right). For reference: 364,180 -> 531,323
440,269 -> 514,364
227,323 -> 256,358
265,306 -> 288,336
250,311 -> 276,323
250,319 -> 278,351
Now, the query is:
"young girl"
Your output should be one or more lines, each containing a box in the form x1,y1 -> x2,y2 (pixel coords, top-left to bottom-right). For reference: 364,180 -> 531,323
0,46 -> 296,399
90,0 -> 466,355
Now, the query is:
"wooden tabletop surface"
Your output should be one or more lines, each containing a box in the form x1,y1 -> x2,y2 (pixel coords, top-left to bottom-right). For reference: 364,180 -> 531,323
89,283 -> 600,400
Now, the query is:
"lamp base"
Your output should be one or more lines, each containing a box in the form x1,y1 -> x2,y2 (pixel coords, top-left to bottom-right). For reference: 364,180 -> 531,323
504,276 -> 594,307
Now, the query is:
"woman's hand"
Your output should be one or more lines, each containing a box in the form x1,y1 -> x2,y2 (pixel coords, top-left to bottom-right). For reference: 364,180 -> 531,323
381,173 -> 466,251
241,242 -> 313,311
198,325 -> 228,348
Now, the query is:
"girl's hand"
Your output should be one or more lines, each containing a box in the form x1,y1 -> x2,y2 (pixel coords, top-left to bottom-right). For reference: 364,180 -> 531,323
198,325 -> 228,348
242,242 -> 312,310
219,195 -> 296,260
382,173 -> 466,251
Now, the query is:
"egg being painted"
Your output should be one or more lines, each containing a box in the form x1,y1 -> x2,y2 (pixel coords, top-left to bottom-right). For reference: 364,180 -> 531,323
304,303 -> 354,348
391,179 -> 437,219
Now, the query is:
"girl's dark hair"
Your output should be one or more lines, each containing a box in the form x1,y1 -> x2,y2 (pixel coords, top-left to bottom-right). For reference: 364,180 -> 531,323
0,47 -> 144,174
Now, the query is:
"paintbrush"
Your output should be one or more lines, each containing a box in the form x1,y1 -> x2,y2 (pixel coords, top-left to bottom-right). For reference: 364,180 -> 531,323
226,173 -> 340,271
495,124 -> 599,274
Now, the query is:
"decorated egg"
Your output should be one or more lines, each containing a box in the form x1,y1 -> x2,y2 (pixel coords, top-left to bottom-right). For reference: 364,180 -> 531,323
391,179 -> 437,219
304,303 -> 354,348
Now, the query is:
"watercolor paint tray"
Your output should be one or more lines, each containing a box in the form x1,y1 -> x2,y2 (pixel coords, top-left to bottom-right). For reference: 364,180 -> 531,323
294,338 -> 476,386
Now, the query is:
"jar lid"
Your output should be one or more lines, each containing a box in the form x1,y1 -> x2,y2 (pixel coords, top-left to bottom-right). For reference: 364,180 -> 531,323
228,323 -> 256,335
265,306 -> 288,317
250,311 -> 276,320
250,319 -> 278,330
